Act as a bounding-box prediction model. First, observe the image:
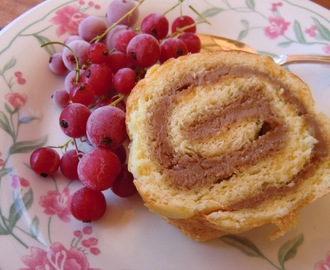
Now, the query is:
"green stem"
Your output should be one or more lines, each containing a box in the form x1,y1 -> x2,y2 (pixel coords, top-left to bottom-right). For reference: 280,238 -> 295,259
20,25 -> 53,36
109,94 -> 125,107
48,138 -> 73,154
0,207 -> 29,249
0,72 -> 13,91
1,109 -> 20,168
189,5 -> 211,24
41,41 -> 80,83
2,216 -> 48,248
9,231 -> 29,249
283,34 -> 329,46
51,176 -> 58,192
72,235 -> 83,248
163,0 -> 185,15
47,216 -> 52,245
261,256 -> 284,270
1,155 -> 10,170
13,110 -> 20,143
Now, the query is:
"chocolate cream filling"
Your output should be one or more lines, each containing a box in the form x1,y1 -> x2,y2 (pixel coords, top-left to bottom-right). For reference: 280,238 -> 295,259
149,67 -> 328,210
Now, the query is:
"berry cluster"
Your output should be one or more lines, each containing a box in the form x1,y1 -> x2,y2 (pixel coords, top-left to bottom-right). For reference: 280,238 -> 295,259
30,0 -> 207,223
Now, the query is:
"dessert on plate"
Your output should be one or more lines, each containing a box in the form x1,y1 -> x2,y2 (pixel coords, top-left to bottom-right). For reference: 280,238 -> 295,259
126,50 -> 330,241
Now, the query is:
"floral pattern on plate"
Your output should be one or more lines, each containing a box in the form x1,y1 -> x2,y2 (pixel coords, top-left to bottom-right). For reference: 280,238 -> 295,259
0,0 -> 329,269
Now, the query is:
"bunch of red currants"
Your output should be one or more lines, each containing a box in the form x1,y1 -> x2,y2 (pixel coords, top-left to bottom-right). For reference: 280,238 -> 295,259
29,0 -> 205,223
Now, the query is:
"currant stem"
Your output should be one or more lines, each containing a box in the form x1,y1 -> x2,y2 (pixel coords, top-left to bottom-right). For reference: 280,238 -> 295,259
73,138 -> 84,159
91,0 -> 145,44
189,5 -> 211,25
41,41 -> 80,83
163,0 -> 185,15
48,138 -> 73,153
109,94 -> 125,107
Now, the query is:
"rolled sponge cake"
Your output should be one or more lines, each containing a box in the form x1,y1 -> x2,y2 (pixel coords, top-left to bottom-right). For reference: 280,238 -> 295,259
126,50 -> 330,241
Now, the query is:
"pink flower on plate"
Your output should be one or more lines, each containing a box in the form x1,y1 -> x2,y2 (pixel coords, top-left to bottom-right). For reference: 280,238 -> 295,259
83,225 -> 93,235
39,187 -> 72,222
20,242 -> 100,270
5,92 -> 28,109
305,25 -> 318,38
314,251 -> 330,270
82,237 -> 98,248
264,16 -> 291,39
81,236 -> 100,256
10,175 -> 30,189
323,45 -> 330,55
74,229 -> 83,238
14,71 -> 27,85
50,5 -> 88,36
270,2 -> 283,12
73,226 -> 100,256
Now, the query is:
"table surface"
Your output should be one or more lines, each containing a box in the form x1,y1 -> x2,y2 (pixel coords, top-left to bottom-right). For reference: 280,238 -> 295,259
0,0 -> 329,29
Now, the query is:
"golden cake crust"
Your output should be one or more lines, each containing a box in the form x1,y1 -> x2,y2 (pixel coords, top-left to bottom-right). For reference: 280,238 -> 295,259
126,50 -> 330,241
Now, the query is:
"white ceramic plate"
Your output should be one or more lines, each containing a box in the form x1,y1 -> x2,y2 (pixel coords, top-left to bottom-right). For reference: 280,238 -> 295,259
0,0 -> 329,269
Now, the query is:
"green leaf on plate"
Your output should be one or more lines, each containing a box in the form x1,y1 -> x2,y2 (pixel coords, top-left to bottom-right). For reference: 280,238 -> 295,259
0,167 -> 13,178
246,0 -> 255,10
0,57 -> 16,75
8,188 -> 33,230
312,18 -> 330,41
29,216 -> 40,238
200,7 -> 224,18
241,19 -> 249,28
221,235 -> 265,258
0,222 -> 8,235
19,116 -> 39,124
4,103 -> 18,115
293,20 -> 307,44
0,111 -> 13,136
238,29 -> 249,40
9,135 -> 48,154
34,34 -> 56,55
278,233 -> 304,268
278,41 -> 293,48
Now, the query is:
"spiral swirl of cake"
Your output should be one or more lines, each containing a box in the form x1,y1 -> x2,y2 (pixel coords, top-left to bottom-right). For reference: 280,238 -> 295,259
126,50 -> 330,241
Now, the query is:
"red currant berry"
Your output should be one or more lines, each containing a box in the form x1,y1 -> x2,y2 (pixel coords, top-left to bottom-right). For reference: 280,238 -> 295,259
114,28 -> 137,53
106,0 -> 139,27
81,64 -> 113,97
178,32 -> 202,54
30,147 -> 61,177
87,42 -> 110,65
52,89 -> 70,108
126,34 -> 160,68
60,149 -> 82,180
113,68 -> 136,95
69,82 -> 95,106
48,52 -> 68,76
59,103 -> 91,138
112,144 -> 127,164
78,148 -> 121,191
111,164 -> 137,197
107,51 -> 133,73
159,37 -> 188,63
141,13 -> 169,40
171,15 -> 196,33
86,106 -> 127,150
70,187 -> 107,222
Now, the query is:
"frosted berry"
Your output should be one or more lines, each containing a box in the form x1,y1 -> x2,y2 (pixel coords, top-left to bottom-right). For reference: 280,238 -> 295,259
77,148 -> 121,191
70,187 -> 107,222
86,106 -> 127,150
59,103 -> 91,138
